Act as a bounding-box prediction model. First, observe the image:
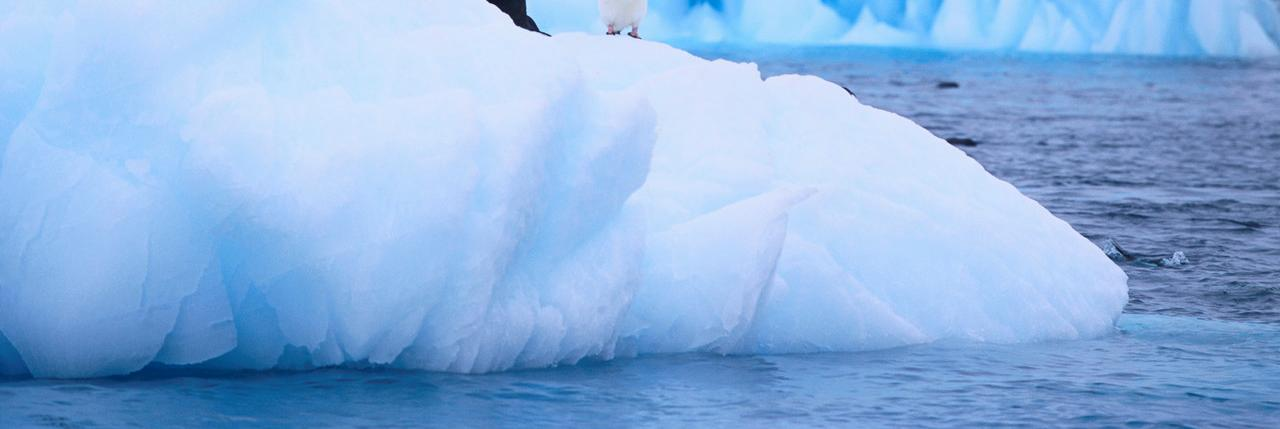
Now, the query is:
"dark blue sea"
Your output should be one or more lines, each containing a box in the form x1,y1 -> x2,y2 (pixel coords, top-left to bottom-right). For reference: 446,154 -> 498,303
2,46 -> 1278,428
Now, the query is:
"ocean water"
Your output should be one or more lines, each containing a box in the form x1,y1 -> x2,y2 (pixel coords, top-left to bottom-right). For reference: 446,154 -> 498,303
694,45 -> 1280,326
3,46 -> 1279,428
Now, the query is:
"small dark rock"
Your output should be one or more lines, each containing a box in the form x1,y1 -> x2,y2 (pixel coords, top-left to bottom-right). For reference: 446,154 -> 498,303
841,85 -> 856,97
487,0 -> 543,34
946,137 -> 979,147
936,81 -> 961,89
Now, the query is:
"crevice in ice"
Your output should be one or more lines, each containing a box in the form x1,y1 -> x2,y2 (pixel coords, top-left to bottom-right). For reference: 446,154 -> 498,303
0,330 -> 30,377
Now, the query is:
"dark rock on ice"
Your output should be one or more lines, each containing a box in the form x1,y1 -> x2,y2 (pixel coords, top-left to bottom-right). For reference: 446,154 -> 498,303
487,0 -> 545,34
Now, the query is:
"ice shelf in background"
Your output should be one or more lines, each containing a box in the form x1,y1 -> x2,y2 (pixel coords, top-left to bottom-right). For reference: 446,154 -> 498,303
532,0 -> 1280,57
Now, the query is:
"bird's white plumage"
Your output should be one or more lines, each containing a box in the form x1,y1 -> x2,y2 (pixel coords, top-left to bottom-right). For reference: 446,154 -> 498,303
598,0 -> 647,29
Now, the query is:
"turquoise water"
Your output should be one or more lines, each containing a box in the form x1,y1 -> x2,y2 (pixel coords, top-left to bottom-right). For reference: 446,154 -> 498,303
3,46 -> 1279,427
1,316 -> 1276,428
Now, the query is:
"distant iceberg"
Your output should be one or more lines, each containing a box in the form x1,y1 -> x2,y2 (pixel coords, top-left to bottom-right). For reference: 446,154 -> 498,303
0,0 -> 1126,378
533,0 -> 1280,56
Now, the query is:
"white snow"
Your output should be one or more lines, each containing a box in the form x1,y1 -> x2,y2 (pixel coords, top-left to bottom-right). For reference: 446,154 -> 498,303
0,0 -> 1126,378
532,0 -> 1280,57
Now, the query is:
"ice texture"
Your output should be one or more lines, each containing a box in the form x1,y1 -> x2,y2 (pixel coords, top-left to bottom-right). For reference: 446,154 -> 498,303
0,0 -> 1127,378
532,0 -> 1280,57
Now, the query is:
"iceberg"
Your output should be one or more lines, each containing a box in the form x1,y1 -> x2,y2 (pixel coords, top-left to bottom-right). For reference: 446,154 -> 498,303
532,0 -> 1280,57
0,0 -> 1126,378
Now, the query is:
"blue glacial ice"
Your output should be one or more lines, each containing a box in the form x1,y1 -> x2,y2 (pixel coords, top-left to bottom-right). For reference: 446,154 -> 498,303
532,0 -> 1280,56
0,1 -> 1127,378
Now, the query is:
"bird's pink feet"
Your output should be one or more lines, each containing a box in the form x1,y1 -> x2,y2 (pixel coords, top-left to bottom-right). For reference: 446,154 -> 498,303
629,26 -> 640,39
607,24 -> 619,36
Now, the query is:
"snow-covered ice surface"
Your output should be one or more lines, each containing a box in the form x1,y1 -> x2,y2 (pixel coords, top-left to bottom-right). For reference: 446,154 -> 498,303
0,1 -> 1126,378
532,0 -> 1280,57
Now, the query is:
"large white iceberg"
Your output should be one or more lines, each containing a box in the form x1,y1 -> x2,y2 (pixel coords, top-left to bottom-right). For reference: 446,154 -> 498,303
0,0 -> 1126,378
532,0 -> 1280,57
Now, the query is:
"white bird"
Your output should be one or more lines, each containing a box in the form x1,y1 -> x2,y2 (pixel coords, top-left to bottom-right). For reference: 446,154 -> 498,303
598,0 -> 647,39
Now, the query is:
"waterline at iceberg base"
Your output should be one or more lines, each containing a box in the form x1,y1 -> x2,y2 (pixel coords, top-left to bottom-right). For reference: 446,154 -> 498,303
0,1 -> 1126,379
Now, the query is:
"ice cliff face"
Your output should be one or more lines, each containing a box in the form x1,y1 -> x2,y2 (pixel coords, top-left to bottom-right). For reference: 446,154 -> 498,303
0,0 -> 1127,378
532,0 -> 1280,57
